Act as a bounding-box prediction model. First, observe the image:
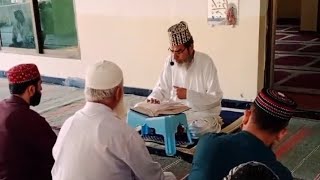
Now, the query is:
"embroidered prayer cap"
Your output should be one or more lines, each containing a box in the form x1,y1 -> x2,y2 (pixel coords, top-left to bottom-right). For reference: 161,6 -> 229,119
168,21 -> 192,46
223,161 -> 280,180
85,60 -> 123,90
7,64 -> 40,84
254,88 -> 297,121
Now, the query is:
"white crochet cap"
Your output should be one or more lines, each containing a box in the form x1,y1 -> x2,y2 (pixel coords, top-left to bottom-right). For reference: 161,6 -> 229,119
85,60 -> 123,90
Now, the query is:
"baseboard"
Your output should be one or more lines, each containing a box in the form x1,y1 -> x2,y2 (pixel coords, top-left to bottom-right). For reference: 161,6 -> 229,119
0,70 -> 251,109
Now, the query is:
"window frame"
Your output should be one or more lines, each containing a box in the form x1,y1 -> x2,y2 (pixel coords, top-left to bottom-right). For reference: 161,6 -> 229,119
0,0 -> 80,59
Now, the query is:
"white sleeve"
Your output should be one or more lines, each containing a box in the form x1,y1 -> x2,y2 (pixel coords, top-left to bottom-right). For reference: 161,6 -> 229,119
52,117 -> 74,160
187,60 -> 223,111
148,58 -> 172,102
123,132 -> 176,180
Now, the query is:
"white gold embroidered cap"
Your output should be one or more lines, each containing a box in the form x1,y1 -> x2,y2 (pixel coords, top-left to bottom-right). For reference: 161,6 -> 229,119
85,60 -> 123,90
168,21 -> 192,46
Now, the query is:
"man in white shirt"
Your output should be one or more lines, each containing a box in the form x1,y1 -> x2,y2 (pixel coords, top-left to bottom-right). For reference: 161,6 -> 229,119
52,60 -> 176,180
147,21 -> 224,137
10,10 -> 35,48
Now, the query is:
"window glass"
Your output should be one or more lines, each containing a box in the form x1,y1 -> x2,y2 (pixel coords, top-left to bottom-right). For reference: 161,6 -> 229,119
38,0 -> 78,50
0,0 -> 36,49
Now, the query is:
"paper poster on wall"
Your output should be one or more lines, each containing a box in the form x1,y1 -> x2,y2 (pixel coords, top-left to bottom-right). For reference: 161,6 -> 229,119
208,0 -> 239,27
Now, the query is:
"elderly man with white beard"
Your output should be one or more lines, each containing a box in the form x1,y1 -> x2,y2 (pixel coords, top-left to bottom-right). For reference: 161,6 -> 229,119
147,21 -> 223,138
51,61 -> 176,180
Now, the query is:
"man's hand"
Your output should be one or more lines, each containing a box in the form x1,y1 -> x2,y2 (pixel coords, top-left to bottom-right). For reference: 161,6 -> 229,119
173,86 -> 187,99
146,98 -> 160,104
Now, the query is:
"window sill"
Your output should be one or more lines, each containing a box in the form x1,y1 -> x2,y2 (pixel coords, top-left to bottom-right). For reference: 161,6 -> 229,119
0,47 -> 81,60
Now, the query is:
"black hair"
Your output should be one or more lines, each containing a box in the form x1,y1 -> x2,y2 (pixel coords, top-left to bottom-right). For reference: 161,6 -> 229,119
14,10 -> 24,19
9,77 -> 40,95
251,103 -> 289,133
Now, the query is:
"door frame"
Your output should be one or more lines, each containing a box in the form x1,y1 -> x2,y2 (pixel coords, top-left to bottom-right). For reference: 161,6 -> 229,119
264,0 -> 277,89
318,0 -> 320,32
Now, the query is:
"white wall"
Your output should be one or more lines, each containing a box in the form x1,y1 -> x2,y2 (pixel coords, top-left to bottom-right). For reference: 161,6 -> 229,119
0,0 -> 266,101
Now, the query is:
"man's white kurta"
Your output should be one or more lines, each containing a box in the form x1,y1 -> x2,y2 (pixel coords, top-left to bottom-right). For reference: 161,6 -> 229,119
52,102 -> 174,180
148,51 -> 223,134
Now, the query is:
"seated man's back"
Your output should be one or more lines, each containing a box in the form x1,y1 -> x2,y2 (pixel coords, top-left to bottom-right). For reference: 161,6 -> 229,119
52,61 -> 175,180
0,64 -> 56,180
52,104 -> 165,180
189,131 -> 291,180
189,88 -> 297,180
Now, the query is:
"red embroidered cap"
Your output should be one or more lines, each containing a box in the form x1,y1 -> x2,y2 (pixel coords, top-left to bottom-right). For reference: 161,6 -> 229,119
7,64 -> 40,84
254,88 -> 297,121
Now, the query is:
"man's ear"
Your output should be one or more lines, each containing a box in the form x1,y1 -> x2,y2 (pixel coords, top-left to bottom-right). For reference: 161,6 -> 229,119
26,85 -> 36,96
114,86 -> 123,101
242,109 -> 251,125
276,128 -> 288,141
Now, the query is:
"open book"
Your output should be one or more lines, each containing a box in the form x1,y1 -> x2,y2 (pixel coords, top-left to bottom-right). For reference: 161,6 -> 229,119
131,101 -> 190,117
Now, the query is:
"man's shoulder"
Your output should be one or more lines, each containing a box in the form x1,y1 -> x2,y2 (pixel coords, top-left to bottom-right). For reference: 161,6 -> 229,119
201,132 -> 231,141
195,51 -> 213,62
11,106 -> 44,120
98,112 -> 137,134
197,132 -> 247,151
1,98 -> 40,115
194,51 -> 216,68
23,108 -> 46,121
197,132 -> 231,148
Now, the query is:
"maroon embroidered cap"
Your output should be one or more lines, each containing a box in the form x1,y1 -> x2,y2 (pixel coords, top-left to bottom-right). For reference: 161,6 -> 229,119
254,88 -> 297,121
7,64 -> 40,84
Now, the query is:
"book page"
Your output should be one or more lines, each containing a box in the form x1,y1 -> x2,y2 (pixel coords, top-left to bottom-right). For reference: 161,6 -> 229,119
131,101 -> 190,117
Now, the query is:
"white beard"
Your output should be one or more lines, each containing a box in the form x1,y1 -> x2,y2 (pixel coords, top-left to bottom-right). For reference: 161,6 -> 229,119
177,58 -> 192,69
176,62 -> 189,70
113,96 -> 127,121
